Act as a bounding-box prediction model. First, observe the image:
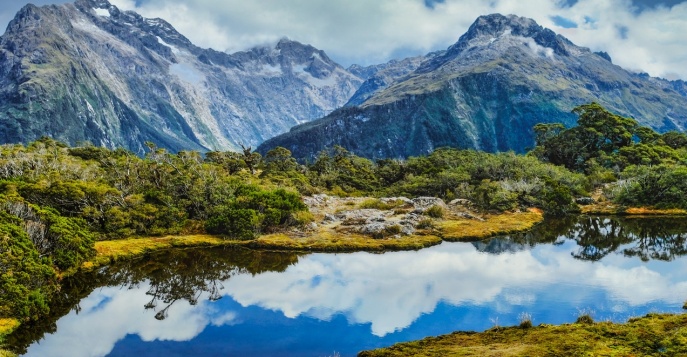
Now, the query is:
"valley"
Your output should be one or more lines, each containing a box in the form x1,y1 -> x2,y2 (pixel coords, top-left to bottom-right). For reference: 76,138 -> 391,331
0,0 -> 687,356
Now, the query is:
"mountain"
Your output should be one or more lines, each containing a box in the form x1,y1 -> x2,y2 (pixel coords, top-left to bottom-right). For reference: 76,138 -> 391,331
0,0 -> 362,154
345,51 -> 444,106
258,14 -> 687,160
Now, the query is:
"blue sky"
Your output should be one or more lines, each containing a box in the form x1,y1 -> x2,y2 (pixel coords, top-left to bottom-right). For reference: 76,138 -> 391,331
2,0 -> 687,80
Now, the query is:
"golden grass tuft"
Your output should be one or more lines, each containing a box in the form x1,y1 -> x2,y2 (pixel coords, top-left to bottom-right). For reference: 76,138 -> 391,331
82,235 -> 243,271
359,313 -> 687,357
439,209 -> 543,241
582,204 -> 687,216
249,232 -> 442,252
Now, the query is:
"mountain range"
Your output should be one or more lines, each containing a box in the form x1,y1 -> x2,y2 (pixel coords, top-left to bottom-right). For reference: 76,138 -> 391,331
258,14 -> 687,159
0,0 -> 361,154
1,1 -> 686,159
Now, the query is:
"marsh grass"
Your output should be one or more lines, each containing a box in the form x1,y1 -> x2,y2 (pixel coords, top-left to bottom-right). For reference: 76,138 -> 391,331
440,209 -> 543,241
359,313 -> 687,357
582,204 -> 687,215
250,232 -> 441,252
80,235 -> 242,271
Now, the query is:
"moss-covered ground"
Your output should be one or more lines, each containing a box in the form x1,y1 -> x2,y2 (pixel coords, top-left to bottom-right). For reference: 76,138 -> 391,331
359,313 -> 687,357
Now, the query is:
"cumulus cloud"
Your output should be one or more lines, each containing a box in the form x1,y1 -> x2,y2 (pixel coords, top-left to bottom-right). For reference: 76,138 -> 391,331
98,0 -> 687,80
1,0 -> 686,78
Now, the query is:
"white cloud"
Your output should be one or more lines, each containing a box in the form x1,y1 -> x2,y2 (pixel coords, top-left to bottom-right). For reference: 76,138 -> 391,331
23,241 -> 687,356
102,0 -> 687,80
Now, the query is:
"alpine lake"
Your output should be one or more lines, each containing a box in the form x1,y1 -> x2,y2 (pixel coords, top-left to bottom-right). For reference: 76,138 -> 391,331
6,215 -> 687,357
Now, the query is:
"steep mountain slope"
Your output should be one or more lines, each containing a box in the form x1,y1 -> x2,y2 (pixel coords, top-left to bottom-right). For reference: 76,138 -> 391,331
0,0 -> 362,153
258,14 -> 687,160
345,52 -> 443,106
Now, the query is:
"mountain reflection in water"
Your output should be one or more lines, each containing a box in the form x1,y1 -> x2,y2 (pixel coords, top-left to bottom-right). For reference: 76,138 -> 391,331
11,216 -> 687,357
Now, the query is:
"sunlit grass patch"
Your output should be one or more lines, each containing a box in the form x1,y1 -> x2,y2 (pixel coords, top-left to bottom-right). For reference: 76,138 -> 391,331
624,207 -> 687,215
359,313 -> 687,357
83,235 -> 242,270
582,204 -> 687,215
250,232 -> 442,252
439,209 -> 543,241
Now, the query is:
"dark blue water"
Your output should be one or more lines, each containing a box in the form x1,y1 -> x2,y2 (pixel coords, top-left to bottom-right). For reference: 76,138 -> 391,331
13,216 -> 687,356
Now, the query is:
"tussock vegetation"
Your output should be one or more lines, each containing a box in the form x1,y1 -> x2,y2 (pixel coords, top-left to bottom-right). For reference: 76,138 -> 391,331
359,313 -> 687,357
250,232 -> 442,252
440,209 -> 543,241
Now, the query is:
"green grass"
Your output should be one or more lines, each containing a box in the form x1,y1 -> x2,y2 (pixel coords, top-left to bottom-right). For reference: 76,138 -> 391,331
359,313 -> 687,357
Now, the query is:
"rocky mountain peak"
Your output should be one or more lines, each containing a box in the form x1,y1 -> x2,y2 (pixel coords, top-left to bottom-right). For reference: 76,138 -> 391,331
415,14 -> 575,74
448,14 -> 572,57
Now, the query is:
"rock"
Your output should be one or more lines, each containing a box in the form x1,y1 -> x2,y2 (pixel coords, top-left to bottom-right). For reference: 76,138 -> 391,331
575,197 -> 595,205
449,198 -> 474,207
411,197 -> 447,213
380,197 -> 413,206
323,214 -> 339,223
303,194 -> 330,207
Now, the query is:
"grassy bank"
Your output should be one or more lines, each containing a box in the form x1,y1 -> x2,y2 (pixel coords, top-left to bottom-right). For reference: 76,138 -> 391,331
439,209 -> 543,241
359,313 -> 687,357
79,234 -> 246,272
249,232 -> 442,251
581,203 -> 687,215
81,209 -> 542,260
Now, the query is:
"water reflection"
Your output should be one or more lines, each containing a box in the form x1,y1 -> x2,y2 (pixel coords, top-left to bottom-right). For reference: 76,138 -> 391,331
476,216 -> 687,262
11,217 -> 687,357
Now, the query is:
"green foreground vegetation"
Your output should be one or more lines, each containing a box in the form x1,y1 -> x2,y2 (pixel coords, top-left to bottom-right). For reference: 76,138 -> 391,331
1,102 -> 687,351
359,313 -> 687,357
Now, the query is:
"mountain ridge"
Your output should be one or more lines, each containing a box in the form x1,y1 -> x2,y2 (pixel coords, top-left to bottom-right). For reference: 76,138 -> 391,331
0,0 -> 362,154
258,13 -> 687,160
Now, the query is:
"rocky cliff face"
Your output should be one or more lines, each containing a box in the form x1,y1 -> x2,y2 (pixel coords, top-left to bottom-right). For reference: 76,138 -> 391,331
0,0 -> 362,153
258,14 -> 687,160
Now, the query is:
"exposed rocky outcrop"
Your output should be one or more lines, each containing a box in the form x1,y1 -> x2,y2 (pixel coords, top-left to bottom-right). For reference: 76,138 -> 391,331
303,194 -> 478,238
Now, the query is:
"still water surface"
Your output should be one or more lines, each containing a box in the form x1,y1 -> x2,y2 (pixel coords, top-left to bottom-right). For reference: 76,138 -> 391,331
9,216 -> 687,356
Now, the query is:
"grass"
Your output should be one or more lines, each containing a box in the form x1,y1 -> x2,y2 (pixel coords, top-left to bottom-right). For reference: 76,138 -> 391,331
581,204 -> 687,215
248,232 -> 442,252
80,234 -> 245,271
358,313 -> 687,357
439,209 -> 543,241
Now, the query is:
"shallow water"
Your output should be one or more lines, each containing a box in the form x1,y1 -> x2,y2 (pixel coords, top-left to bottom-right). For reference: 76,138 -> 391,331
9,216 -> 687,357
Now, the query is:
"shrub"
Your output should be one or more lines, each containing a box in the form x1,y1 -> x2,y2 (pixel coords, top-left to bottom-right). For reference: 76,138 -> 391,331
424,205 -> 444,218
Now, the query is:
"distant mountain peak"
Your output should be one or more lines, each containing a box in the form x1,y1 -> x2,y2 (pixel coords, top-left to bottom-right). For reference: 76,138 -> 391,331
449,13 -> 572,57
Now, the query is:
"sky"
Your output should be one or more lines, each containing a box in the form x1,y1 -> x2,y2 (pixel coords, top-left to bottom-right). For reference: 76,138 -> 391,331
1,0 -> 687,80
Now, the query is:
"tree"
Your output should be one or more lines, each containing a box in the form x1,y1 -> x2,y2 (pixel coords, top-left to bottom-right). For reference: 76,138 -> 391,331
263,147 -> 298,173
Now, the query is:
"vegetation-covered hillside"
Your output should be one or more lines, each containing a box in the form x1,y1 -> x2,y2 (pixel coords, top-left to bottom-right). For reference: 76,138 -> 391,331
1,102 -> 686,329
